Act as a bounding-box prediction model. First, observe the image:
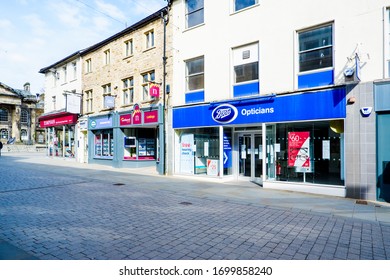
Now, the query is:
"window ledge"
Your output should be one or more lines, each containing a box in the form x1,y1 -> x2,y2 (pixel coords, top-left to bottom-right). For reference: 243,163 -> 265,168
231,3 -> 260,15
143,46 -> 156,53
183,23 -> 205,33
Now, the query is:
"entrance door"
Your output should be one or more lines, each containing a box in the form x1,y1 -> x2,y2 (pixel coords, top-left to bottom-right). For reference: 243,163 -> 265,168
378,114 -> 390,202
238,133 -> 262,184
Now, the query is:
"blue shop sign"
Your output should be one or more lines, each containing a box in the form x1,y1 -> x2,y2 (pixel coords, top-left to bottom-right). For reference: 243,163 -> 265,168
173,88 -> 346,128
89,115 -> 113,129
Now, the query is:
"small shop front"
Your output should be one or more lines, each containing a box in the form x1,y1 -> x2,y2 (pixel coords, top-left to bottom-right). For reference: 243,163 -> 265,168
172,87 -> 347,197
88,104 -> 164,173
39,111 -> 78,157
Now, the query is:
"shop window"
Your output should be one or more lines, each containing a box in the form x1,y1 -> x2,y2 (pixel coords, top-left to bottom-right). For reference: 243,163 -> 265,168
266,120 -> 344,186
233,0 -> 258,12
186,0 -> 204,29
0,108 -> 8,122
176,128 -> 220,176
122,128 -> 157,160
93,130 -> 114,158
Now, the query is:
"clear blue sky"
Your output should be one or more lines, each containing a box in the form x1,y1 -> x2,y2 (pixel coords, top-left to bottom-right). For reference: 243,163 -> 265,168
0,0 -> 167,93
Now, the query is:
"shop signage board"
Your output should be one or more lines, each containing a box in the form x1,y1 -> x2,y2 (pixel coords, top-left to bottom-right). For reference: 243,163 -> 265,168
149,83 -> 160,98
89,116 -> 113,129
40,114 -> 78,128
144,110 -> 159,124
173,88 -> 346,128
120,114 -> 132,126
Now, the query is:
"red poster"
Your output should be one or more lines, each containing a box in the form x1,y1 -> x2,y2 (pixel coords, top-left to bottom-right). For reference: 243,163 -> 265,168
119,114 -> 131,126
144,110 -> 158,123
288,132 -> 310,168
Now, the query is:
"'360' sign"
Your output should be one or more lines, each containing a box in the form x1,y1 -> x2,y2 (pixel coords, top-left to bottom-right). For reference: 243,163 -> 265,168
212,104 -> 238,124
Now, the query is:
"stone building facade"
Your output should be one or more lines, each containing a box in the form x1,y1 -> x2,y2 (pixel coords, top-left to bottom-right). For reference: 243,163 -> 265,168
0,82 -> 44,145
82,7 -> 172,174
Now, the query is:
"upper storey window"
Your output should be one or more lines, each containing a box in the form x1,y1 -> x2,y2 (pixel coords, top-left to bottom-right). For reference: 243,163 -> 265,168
186,0 -> 204,29
234,0 -> 258,12
298,25 -> 333,72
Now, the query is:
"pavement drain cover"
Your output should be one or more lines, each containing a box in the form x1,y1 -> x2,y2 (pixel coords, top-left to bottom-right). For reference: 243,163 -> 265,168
179,202 -> 193,206
113,183 -> 125,186
356,200 -> 368,205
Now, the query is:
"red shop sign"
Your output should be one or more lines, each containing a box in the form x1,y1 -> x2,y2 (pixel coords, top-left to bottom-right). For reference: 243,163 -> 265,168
144,110 -> 158,124
40,114 -> 77,128
119,114 -> 132,126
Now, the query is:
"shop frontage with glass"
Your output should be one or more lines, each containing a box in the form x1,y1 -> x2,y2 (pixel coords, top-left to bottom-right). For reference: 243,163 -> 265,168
172,87 -> 347,197
87,104 -> 164,173
39,111 -> 78,158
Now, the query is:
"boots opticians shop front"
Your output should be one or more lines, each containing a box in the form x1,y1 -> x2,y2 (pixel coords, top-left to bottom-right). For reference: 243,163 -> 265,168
172,88 -> 346,197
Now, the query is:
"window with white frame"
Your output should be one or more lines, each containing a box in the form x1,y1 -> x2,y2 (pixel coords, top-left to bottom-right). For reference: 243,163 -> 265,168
234,0 -> 258,12
298,24 -> 333,73
20,109 -> 28,124
63,66 -> 67,83
0,108 -> 8,122
125,39 -> 133,57
145,30 -> 155,49
104,49 -> 111,65
102,84 -> 111,95
72,62 -> 77,80
186,0 -> 204,29
233,43 -> 259,84
186,56 -> 204,92
142,71 -> 155,100
122,77 -> 134,105
86,58 -> 92,73
85,90 -> 93,113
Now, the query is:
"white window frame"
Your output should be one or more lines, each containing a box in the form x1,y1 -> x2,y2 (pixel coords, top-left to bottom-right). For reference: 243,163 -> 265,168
72,62 -> 77,80
85,90 -> 93,113
104,49 -> 111,65
141,70 -> 155,101
232,42 -> 259,86
185,56 -> 204,92
297,23 -> 334,74
125,39 -> 133,57
232,0 -> 259,13
185,0 -> 204,29
145,30 -> 155,49
122,77 -> 134,105
86,59 -> 92,73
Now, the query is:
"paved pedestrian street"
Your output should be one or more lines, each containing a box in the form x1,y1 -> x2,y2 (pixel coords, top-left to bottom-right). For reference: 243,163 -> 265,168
1,153 -> 390,260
